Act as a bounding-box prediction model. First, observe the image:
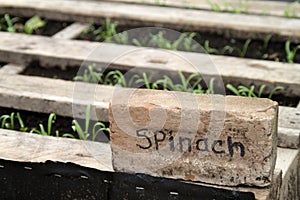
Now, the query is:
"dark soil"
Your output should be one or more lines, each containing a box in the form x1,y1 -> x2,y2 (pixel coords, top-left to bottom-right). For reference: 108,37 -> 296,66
22,62 -> 79,80
0,107 -> 110,142
77,24 -> 300,63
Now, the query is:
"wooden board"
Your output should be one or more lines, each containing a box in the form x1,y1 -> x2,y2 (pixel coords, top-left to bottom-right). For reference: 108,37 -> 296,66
102,0 -> 300,18
52,22 -> 90,39
277,106 -> 300,149
0,74 -> 299,149
1,129 -> 298,200
0,0 -> 299,41
0,32 -> 299,97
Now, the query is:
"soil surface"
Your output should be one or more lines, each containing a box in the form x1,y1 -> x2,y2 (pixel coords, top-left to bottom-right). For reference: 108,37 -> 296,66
0,107 -> 110,141
23,62 -> 79,80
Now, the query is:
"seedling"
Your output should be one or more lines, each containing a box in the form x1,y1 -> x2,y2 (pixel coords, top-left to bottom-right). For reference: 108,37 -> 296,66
64,104 -> 109,141
0,112 -> 15,129
226,84 -> 284,99
284,1 -> 299,18
204,39 -> 251,57
207,0 -> 249,14
74,64 -> 103,83
135,73 -> 159,89
30,113 -> 59,136
16,112 -> 28,132
0,14 -> 18,32
83,19 -> 119,42
285,40 -> 300,63
263,34 -> 273,50
24,16 -> 46,34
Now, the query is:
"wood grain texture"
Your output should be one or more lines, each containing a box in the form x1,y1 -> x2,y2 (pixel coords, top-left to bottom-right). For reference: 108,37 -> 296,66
52,22 -> 90,39
0,74 -> 298,150
0,0 -> 299,41
0,129 -> 113,171
0,129 -> 292,200
102,0 -> 300,18
0,32 -> 299,97
0,74 -> 112,121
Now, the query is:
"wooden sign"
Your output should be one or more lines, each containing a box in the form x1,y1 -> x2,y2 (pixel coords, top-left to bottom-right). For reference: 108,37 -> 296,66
109,89 -> 278,187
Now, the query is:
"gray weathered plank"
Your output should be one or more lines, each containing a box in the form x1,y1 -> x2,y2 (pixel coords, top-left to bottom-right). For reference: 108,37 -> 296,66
103,0 -> 300,18
0,74 -> 299,149
275,147 -> 299,200
0,129 -> 296,200
0,74 -> 112,121
52,22 -> 90,39
277,106 -> 300,149
0,63 -> 26,75
0,129 -> 113,171
0,32 -> 299,97
0,0 -> 299,41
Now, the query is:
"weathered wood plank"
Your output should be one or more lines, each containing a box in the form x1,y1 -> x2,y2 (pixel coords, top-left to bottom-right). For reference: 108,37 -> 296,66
277,106 -> 300,149
0,129 -> 113,171
0,63 -> 26,75
0,74 -> 299,150
0,129 -> 291,200
0,32 -> 299,97
52,22 -> 90,39
103,0 -> 300,18
0,74 -> 112,121
275,147 -> 300,200
0,0 -> 299,41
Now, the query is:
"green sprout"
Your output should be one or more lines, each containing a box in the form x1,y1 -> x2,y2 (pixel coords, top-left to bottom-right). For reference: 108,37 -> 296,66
284,1 -> 298,18
263,34 -> 273,50
0,14 -> 18,32
24,16 -> 46,34
0,112 -> 15,129
16,112 -> 28,132
135,72 -> 159,89
83,19 -> 119,42
204,39 -> 251,57
30,113 -> 59,136
226,84 -> 284,99
285,41 -> 300,63
63,104 -> 109,141
207,0 -> 249,14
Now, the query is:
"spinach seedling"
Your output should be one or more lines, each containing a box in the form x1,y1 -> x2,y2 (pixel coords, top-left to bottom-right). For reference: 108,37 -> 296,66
285,41 -> 300,63
30,113 -> 59,136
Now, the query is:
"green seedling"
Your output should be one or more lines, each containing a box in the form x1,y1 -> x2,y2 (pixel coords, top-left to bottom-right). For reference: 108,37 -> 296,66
0,112 -> 15,129
74,64 -> 103,83
30,113 -> 59,136
263,34 -> 273,50
207,0 -> 249,14
87,18 -> 119,42
16,112 -> 28,132
226,84 -> 284,99
24,16 -> 46,34
284,1 -> 298,18
285,40 -> 300,63
64,104 -> 109,141
104,70 -> 139,87
0,14 -> 18,32
204,39 -> 251,57
135,72 -> 159,89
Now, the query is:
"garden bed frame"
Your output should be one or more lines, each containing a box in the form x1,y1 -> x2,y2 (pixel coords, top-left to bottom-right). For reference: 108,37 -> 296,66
0,0 -> 299,199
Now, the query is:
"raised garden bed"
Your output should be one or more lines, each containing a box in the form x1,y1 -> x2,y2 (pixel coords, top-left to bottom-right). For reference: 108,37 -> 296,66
0,0 -> 299,199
